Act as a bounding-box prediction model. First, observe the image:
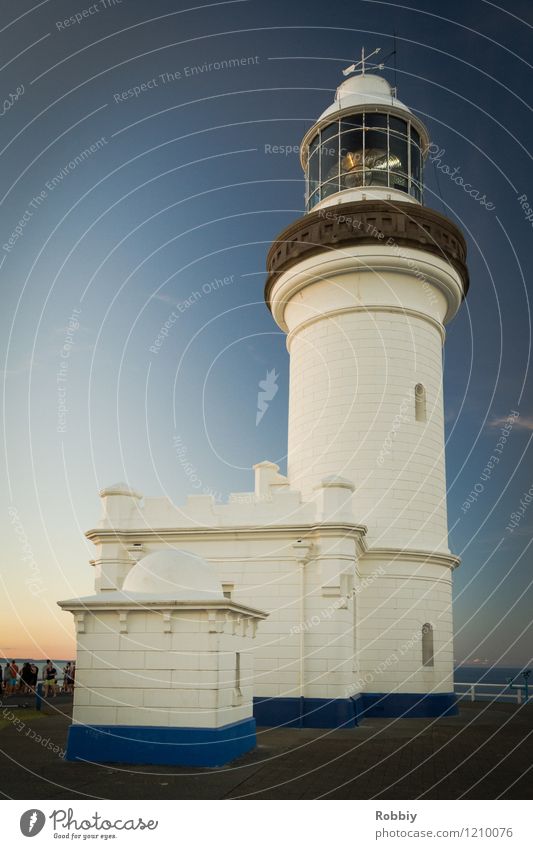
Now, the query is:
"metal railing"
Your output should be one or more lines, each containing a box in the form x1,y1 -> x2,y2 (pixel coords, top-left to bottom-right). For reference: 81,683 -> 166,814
455,682 -> 529,704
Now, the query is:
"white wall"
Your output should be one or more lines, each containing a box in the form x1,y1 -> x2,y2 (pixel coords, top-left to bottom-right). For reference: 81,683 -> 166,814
287,307 -> 448,551
72,608 -> 255,728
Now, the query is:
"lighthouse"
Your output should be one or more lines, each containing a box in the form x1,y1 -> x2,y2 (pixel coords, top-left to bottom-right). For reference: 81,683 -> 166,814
61,57 -> 469,754
268,64 -> 467,539
263,59 -> 468,718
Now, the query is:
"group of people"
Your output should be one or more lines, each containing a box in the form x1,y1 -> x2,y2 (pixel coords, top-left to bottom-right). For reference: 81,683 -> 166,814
0,659 -> 76,698
1,661 -> 38,695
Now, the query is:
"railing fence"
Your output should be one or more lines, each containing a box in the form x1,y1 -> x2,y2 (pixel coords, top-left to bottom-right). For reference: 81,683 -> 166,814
455,682 -> 529,704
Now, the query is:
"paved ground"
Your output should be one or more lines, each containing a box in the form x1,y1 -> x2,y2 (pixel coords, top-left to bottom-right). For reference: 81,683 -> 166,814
0,697 -> 532,799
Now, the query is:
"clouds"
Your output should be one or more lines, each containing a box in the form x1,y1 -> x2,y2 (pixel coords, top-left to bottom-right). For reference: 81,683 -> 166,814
488,414 -> 533,432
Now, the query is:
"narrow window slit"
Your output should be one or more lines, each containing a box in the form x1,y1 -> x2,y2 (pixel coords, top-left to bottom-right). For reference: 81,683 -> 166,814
415,383 -> 426,422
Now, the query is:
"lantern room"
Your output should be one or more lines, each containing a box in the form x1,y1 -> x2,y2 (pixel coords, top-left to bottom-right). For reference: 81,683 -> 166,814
300,71 -> 430,211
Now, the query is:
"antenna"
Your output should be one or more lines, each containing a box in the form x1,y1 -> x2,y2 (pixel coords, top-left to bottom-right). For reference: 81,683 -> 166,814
377,45 -> 397,96
393,31 -> 397,91
343,47 -> 384,78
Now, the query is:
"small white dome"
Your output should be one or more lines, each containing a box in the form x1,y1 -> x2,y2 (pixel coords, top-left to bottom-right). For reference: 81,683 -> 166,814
337,73 -> 393,100
318,72 -> 411,121
99,482 -> 142,499
123,549 -> 223,601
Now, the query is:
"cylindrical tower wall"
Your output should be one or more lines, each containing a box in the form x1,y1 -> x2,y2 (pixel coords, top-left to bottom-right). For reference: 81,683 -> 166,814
287,305 -> 447,550
356,558 -> 455,697
269,240 -> 465,552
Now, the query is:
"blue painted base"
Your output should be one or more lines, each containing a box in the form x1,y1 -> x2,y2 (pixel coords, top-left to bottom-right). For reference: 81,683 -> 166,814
253,693 -> 457,727
253,695 -> 364,728
361,692 -> 458,718
65,718 -> 256,767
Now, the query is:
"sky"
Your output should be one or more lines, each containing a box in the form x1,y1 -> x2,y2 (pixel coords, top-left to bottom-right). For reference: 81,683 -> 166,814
0,0 -> 531,667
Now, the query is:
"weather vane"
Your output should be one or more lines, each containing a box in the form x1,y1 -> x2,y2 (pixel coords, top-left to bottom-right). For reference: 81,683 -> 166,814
343,47 -> 384,77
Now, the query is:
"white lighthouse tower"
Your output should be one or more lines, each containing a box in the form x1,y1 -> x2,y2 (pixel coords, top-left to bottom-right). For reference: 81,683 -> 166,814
61,58 -> 469,755
263,58 -> 468,717
269,63 -> 467,528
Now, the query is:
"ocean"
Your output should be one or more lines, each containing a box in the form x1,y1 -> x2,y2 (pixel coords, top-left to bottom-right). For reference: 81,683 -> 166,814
455,666 -> 529,684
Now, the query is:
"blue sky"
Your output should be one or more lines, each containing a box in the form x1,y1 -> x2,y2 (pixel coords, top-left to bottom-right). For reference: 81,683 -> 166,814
0,0 -> 531,665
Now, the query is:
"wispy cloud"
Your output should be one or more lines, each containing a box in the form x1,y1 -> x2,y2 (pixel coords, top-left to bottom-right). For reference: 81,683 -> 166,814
488,414 -> 533,432
0,359 -> 41,378
506,523 -> 533,538
150,293 -> 177,305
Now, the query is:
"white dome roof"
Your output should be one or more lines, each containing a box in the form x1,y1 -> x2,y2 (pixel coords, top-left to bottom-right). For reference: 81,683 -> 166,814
122,549 -> 223,601
99,481 -> 142,499
338,73 -> 393,99
318,73 -> 411,121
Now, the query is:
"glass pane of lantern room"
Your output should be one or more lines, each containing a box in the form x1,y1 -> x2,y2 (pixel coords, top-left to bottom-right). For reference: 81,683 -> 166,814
320,122 -> 339,194
340,115 -> 363,133
411,127 -> 421,150
308,189 -> 320,209
340,129 -> 364,189
410,140 -> 422,200
363,114 -> 389,187
320,121 -> 339,197
321,177 -> 341,200
389,115 -> 407,140
410,127 -> 422,200
308,148 -> 319,198
389,127 -> 409,194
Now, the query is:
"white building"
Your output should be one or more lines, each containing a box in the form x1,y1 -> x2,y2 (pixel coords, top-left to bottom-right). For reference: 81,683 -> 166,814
59,550 -> 266,766
60,66 -> 469,760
